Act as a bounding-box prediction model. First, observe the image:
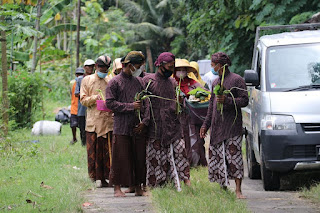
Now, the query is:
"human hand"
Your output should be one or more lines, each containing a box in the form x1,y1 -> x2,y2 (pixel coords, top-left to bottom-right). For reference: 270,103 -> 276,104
134,122 -> 145,134
178,95 -> 184,104
216,95 -> 225,104
133,101 -> 142,110
200,127 -> 207,139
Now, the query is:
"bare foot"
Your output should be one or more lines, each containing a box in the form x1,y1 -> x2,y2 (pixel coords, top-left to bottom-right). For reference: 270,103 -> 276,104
184,179 -> 191,186
114,185 -> 126,197
236,190 -> 246,199
124,186 -> 135,193
114,190 -> 126,197
135,187 -> 149,196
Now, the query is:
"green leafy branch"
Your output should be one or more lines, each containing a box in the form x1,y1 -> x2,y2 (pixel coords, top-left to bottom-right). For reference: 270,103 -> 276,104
96,89 -> 105,101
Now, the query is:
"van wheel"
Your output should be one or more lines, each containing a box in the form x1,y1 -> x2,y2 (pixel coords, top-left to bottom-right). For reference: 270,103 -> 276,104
246,136 -> 261,179
260,144 -> 280,191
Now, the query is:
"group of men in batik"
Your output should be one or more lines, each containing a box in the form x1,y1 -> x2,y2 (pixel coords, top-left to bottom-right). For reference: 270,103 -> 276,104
70,51 -> 248,199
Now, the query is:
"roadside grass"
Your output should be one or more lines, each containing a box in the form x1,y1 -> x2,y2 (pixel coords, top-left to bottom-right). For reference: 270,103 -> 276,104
301,183 -> 320,204
0,125 -> 93,212
151,167 -> 249,213
35,93 -> 70,121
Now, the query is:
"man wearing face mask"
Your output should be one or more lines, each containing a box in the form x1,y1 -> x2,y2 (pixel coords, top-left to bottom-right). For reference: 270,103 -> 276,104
80,55 -> 114,188
105,51 -> 148,197
143,52 -> 191,191
202,60 -> 219,92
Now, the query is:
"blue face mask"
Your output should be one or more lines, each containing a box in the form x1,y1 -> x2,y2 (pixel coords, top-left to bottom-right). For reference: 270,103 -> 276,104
211,68 -> 218,75
97,71 -> 108,78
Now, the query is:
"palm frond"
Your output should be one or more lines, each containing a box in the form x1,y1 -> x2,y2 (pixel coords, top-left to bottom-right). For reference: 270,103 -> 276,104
43,24 -> 85,36
146,0 -> 159,20
130,39 -> 153,46
162,27 -> 182,38
118,0 -> 146,23
156,0 -> 169,9
129,22 -> 162,35
14,25 -> 42,37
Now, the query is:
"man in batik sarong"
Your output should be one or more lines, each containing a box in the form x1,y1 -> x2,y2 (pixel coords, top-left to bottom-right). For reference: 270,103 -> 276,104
143,52 -> 191,191
80,55 -> 113,187
200,52 -> 248,199
106,51 -> 147,197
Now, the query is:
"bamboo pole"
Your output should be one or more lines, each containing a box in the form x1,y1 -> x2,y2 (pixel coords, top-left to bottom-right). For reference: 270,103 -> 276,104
107,132 -> 112,166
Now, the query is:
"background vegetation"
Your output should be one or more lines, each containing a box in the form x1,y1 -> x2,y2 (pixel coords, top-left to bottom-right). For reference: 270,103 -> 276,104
1,0 -> 320,129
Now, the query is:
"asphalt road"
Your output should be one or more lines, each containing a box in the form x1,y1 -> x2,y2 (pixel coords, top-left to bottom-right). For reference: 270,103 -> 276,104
229,160 -> 320,213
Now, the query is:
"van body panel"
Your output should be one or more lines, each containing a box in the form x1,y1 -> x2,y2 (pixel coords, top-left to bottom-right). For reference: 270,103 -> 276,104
269,91 -> 320,123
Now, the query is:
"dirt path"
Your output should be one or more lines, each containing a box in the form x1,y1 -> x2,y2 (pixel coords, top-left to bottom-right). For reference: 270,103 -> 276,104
229,161 -> 320,213
83,136 -> 319,213
83,186 -> 155,213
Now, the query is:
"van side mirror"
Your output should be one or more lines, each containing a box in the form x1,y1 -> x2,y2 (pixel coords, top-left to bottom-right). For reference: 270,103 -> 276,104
244,70 -> 259,86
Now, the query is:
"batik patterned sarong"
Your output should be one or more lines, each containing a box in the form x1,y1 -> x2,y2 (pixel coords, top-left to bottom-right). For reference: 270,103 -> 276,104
208,135 -> 244,186
146,138 -> 190,189
86,132 -> 112,181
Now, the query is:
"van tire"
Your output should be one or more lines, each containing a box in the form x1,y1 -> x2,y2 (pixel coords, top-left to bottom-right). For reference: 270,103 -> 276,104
246,135 -> 261,179
260,144 -> 280,191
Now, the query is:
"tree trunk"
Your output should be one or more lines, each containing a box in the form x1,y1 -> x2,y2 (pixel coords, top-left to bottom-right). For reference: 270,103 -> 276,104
31,0 -> 42,73
1,23 -> 9,136
56,20 -> 61,49
146,45 -> 154,73
63,15 -> 67,51
76,0 -> 80,67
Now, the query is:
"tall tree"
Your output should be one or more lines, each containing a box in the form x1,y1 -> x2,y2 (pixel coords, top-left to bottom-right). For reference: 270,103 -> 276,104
31,0 -> 42,73
1,16 -> 9,136
76,0 -> 80,67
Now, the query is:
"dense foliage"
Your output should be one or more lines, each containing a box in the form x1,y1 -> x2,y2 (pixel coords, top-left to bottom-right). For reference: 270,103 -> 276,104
171,0 -> 320,74
8,71 -> 43,128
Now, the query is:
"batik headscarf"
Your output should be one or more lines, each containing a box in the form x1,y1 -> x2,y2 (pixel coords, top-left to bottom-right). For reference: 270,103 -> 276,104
96,55 -> 112,66
211,52 -> 232,67
154,52 -> 175,67
122,51 -> 145,64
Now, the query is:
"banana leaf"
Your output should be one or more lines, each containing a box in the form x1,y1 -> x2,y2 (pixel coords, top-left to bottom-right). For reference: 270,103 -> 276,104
187,87 -> 210,95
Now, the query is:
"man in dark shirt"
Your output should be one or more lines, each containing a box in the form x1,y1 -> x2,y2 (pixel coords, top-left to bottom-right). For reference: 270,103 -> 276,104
143,52 -> 191,191
105,51 -> 147,197
200,52 -> 248,199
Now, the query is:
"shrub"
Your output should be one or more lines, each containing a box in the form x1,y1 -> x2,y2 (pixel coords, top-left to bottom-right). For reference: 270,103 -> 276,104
8,71 -> 43,128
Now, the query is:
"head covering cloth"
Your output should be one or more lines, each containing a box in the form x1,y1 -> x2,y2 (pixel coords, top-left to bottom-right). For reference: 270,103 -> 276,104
211,52 -> 232,67
122,51 -> 145,64
154,52 -> 175,67
189,61 -> 205,86
96,55 -> 112,66
112,58 -> 122,73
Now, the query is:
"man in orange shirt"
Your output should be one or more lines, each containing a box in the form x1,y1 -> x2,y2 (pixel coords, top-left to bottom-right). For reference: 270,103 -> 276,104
70,67 -> 84,144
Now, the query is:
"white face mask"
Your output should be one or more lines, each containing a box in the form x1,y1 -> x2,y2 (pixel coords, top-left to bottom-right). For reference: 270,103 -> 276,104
175,71 -> 187,79
130,64 -> 142,77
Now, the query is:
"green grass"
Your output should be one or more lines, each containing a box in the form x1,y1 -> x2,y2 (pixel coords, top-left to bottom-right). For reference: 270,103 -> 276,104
0,125 -> 93,212
301,183 -> 320,204
151,167 -> 249,213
